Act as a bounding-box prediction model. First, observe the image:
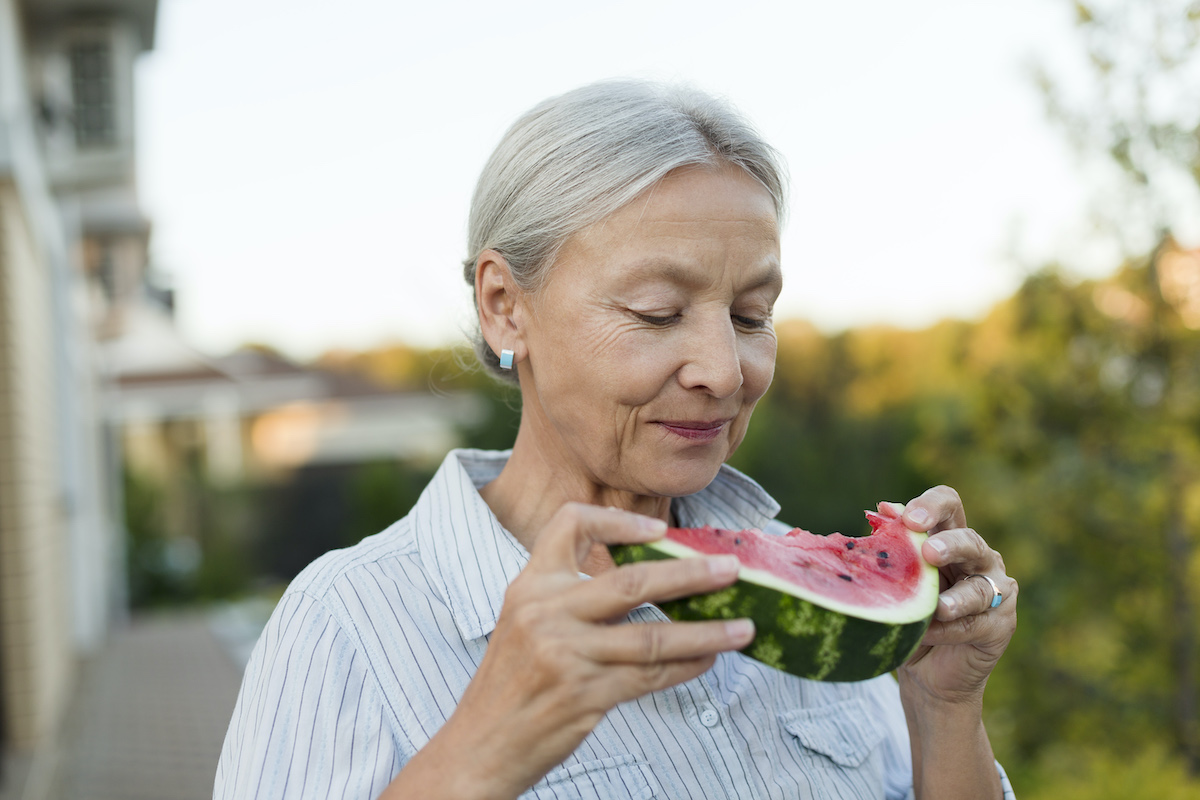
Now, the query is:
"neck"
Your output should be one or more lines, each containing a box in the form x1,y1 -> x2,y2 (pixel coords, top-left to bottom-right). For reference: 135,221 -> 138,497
478,418 -> 671,574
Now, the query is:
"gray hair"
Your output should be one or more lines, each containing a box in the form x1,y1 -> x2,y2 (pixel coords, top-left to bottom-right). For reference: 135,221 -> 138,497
463,79 -> 788,381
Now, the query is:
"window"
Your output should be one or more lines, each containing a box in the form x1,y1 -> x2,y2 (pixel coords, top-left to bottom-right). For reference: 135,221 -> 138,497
69,41 -> 116,147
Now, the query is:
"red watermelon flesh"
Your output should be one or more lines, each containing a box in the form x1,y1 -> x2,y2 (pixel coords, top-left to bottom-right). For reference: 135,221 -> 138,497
611,501 -> 939,680
664,503 -> 923,608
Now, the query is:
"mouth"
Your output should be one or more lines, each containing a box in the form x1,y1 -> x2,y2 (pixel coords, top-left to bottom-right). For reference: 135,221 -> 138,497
656,419 -> 732,443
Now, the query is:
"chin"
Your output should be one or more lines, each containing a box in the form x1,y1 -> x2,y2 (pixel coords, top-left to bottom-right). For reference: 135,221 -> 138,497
638,455 -> 726,498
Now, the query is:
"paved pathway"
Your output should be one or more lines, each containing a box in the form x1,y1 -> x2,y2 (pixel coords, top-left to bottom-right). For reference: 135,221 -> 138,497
52,612 -> 247,800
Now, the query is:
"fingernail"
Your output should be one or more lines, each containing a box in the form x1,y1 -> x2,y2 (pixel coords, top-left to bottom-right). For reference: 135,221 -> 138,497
927,538 -> 947,557
907,507 -> 930,526
708,555 -> 740,578
640,517 -> 667,535
725,618 -> 755,642
940,595 -> 957,616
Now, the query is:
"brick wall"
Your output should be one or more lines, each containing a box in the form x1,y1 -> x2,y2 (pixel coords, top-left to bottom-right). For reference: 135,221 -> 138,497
0,182 -> 72,750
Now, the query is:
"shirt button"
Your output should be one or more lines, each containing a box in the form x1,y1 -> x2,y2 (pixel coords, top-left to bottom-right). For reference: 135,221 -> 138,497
699,706 -> 720,728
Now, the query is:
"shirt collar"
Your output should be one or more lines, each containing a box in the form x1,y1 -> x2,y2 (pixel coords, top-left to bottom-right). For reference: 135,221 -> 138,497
413,448 -> 782,642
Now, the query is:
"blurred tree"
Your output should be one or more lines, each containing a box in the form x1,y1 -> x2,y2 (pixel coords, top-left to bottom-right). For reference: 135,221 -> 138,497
124,463 -> 255,606
346,459 -> 434,544
915,264 -> 1200,781
124,466 -> 184,607
1034,0 -> 1200,251
1033,0 -> 1200,773
729,321 -> 932,537
254,460 -> 433,582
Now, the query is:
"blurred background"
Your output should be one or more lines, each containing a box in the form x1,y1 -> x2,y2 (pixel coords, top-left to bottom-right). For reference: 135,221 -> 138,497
1,0 -> 1198,798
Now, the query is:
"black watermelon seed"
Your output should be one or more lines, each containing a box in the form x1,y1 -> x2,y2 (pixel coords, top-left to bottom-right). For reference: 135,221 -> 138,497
878,552 -> 889,558
845,541 -> 855,550
734,538 -> 742,545
838,574 -> 853,581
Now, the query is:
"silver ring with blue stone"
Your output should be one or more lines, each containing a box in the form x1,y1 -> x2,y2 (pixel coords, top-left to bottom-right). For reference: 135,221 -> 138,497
964,574 -> 1003,609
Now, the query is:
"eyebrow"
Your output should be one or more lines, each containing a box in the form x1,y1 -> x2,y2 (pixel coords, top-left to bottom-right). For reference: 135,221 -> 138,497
624,258 -> 783,293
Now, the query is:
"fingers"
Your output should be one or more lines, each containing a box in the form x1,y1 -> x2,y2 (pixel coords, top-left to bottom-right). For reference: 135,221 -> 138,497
923,580 -> 1018,648
918,523 -> 1015,622
579,619 -> 754,708
897,490 -> 1019,700
935,572 -> 1019,621
903,485 -> 967,532
528,503 -> 744,621
565,554 -> 741,621
531,503 -> 666,573
597,656 -> 719,707
922,526 -> 1002,576
587,618 -> 755,664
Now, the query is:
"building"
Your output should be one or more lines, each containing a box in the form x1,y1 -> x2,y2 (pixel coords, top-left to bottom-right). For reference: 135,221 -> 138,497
0,0 -> 157,792
104,306 -> 489,583
1,2 -> 490,789
110,340 -> 486,484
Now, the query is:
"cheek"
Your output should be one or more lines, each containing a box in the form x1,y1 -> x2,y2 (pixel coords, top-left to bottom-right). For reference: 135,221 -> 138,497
599,346 -> 681,413
579,317 -> 678,394
538,315 -> 670,410
726,339 -> 775,454
740,335 -> 778,403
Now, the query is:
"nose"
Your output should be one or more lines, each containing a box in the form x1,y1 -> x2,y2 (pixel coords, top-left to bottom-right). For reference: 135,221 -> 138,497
677,313 -> 743,398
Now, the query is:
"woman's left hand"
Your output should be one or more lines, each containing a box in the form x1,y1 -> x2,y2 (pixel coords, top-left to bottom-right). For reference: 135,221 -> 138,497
898,485 -> 1018,707
897,488 -> 1015,800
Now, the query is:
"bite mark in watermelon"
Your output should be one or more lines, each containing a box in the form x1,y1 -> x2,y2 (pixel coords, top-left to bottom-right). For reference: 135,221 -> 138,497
611,502 -> 940,682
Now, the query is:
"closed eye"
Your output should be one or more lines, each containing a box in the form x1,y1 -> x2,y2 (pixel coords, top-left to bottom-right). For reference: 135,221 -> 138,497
634,312 -> 680,326
733,314 -> 770,330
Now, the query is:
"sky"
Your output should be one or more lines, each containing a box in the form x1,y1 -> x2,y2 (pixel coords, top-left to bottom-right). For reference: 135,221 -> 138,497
135,0 -> 1107,360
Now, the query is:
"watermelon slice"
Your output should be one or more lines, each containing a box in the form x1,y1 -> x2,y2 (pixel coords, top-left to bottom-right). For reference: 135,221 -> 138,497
611,502 -> 940,682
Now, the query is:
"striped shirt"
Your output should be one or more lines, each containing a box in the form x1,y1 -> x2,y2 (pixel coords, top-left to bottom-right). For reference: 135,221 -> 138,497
214,448 -> 1016,799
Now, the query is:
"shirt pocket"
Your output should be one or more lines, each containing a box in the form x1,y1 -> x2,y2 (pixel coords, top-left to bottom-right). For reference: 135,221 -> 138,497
780,698 -> 886,769
521,753 -> 658,800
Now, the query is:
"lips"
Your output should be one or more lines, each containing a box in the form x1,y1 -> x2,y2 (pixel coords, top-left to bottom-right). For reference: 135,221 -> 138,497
657,419 -> 731,442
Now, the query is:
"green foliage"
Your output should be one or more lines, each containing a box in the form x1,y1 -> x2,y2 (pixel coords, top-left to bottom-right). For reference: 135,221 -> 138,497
729,323 -> 930,536
123,466 -> 254,607
123,462 -> 254,606
123,466 -> 189,607
1022,743 -> 1200,800
345,459 -> 434,546
252,460 -> 435,582
125,458 -> 437,601
192,482 -> 256,602
942,262 -> 1199,777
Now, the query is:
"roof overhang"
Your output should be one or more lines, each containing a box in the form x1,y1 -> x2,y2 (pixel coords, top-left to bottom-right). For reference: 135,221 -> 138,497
21,0 -> 158,50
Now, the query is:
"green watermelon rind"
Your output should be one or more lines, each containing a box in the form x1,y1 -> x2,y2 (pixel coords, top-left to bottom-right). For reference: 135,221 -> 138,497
611,531 -> 939,683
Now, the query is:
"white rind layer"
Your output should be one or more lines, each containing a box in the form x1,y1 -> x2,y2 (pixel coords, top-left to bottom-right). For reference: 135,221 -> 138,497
647,531 -> 940,626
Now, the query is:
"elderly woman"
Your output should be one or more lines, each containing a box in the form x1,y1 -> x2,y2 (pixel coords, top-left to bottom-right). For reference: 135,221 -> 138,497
215,80 -> 1018,800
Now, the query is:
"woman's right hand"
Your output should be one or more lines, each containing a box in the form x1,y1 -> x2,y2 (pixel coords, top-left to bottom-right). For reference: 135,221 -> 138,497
382,502 -> 753,800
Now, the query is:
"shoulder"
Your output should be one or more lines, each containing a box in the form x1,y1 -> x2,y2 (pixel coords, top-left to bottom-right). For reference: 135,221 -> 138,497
287,516 -> 421,602
243,516 -> 433,688
231,517 -> 437,750
245,520 -> 417,655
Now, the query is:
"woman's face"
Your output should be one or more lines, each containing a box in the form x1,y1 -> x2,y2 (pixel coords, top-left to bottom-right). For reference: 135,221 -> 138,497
515,163 -> 782,499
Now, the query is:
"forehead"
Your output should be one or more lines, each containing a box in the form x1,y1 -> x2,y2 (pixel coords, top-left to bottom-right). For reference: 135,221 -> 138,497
556,165 -> 781,288
593,164 -> 778,238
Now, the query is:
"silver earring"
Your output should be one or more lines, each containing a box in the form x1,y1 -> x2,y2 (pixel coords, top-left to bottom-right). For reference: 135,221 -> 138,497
499,349 -> 515,370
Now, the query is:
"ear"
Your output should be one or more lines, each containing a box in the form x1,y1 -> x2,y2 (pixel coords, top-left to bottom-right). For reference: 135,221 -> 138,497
475,249 -> 529,363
